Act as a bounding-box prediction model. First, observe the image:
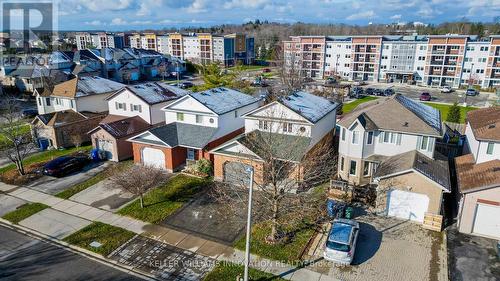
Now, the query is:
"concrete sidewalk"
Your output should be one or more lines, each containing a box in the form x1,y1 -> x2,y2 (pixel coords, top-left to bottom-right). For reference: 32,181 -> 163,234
4,184 -> 338,281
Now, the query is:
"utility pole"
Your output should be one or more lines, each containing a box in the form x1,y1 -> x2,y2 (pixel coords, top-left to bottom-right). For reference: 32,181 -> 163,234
243,167 -> 254,281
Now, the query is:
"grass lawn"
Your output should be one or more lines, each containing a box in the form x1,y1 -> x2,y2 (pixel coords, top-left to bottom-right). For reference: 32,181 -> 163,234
55,160 -> 132,199
118,174 -> 209,224
423,102 -> 478,123
204,262 -> 286,281
0,123 -> 30,144
63,222 -> 135,256
2,203 -> 49,224
342,96 -> 379,114
234,221 -> 316,263
229,65 -> 267,71
0,145 -> 92,174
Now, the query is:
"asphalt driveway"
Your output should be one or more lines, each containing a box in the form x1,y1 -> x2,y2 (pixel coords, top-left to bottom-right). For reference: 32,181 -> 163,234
69,179 -> 135,212
25,161 -> 110,195
447,226 -> 500,281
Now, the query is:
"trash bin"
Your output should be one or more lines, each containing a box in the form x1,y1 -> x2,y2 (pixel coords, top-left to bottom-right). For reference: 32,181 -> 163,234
345,206 -> 354,219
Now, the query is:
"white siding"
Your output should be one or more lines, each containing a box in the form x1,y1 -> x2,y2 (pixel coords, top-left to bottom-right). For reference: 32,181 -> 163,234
465,122 -> 480,160
75,95 -> 111,113
477,141 -> 500,163
310,109 -> 336,145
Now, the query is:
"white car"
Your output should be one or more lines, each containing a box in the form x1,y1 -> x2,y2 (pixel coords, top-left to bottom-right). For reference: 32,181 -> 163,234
441,86 -> 453,93
323,219 -> 360,265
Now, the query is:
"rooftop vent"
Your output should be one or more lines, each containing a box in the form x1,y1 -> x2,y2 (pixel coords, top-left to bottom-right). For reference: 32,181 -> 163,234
488,124 -> 496,129
493,167 -> 500,172
403,122 -> 409,127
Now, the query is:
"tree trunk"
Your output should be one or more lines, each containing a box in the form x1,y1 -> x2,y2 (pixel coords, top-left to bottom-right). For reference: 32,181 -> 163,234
140,194 -> 144,208
15,146 -> 25,175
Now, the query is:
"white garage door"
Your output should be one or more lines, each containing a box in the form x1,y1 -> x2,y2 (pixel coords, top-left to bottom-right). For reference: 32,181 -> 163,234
473,204 -> 500,239
387,189 -> 430,222
141,147 -> 165,169
97,139 -> 113,159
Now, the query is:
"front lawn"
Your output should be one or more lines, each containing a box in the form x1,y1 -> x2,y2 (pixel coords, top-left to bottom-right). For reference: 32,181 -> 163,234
234,221 -> 316,263
55,160 -> 133,199
204,262 -> 286,281
229,65 -> 267,71
342,96 -> 379,114
2,203 -> 49,224
63,222 -> 135,256
0,123 -> 30,145
118,174 -> 209,223
0,145 -> 92,174
423,102 -> 477,123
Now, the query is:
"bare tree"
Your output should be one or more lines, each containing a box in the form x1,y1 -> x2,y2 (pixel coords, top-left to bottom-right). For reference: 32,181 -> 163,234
110,164 -> 169,208
212,109 -> 335,244
275,42 -> 304,95
67,126 -> 85,148
0,97 -> 34,175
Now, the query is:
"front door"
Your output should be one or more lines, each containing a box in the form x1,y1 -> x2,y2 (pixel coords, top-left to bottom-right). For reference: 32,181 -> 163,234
187,149 -> 195,161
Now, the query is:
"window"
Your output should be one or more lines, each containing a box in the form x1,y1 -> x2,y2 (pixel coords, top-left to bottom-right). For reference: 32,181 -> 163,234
259,120 -> 269,130
349,161 -> 357,175
420,136 -> 429,150
209,118 -> 214,124
116,102 -> 126,110
196,115 -> 203,124
70,100 -> 74,108
283,122 -> 293,133
176,112 -> 184,121
45,97 -> 51,106
131,104 -> 142,112
340,157 -> 344,171
363,162 -> 370,176
341,128 -> 346,141
383,131 -> 390,143
366,131 -> 373,145
38,98 -> 41,105
187,149 -> 195,160
352,131 -> 359,144
234,110 -> 238,118
486,142 -> 494,155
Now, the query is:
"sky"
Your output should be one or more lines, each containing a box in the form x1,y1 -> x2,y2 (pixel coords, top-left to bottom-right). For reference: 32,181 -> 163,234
42,0 -> 500,31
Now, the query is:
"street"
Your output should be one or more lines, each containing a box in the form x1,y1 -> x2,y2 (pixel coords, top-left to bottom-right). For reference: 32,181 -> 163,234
0,225 -> 143,281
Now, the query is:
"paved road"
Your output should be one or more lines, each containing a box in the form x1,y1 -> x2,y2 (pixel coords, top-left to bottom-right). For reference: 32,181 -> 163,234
0,225 -> 142,281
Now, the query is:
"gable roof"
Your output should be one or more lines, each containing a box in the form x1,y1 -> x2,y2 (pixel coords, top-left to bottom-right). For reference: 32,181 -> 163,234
279,91 -> 339,123
107,82 -> 188,105
466,107 -> 500,142
188,87 -> 260,115
34,110 -> 103,127
129,122 -> 218,149
51,76 -> 124,99
338,95 -> 442,136
455,154 -> 500,193
92,116 -> 151,139
374,150 -> 450,191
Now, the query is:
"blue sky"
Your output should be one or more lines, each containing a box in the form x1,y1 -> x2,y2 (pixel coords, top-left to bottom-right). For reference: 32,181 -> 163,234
55,0 -> 500,31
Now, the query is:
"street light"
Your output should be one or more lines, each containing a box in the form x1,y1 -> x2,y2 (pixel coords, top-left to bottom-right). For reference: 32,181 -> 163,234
243,166 -> 254,281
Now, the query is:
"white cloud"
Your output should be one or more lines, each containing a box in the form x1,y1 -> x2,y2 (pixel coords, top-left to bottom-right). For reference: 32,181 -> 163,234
390,14 -> 402,20
187,0 -> 208,13
224,0 -> 270,9
79,0 -> 133,12
110,18 -> 128,25
84,20 -> 105,26
346,10 -> 376,20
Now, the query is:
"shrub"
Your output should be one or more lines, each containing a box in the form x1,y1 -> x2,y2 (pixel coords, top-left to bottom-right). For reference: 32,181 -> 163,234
446,102 -> 461,123
195,158 -> 212,175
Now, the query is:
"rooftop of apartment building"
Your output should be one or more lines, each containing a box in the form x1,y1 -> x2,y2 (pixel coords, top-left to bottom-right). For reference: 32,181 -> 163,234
287,34 -> 496,42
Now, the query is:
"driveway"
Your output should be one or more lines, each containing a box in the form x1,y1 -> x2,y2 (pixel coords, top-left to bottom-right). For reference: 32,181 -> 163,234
25,161 -> 110,195
305,212 -> 448,281
69,179 -> 135,212
447,226 -> 500,281
18,208 -> 91,239
109,235 -> 215,280
162,189 -> 248,245
0,194 -> 27,217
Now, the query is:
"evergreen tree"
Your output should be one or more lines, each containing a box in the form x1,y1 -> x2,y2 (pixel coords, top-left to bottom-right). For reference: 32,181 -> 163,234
446,102 -> 461,123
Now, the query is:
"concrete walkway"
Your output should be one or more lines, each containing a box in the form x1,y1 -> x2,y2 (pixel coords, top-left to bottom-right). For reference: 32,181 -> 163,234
2,183 -> 338,281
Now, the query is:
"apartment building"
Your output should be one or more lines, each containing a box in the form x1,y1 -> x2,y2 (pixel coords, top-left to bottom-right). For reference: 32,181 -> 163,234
76,32 -> 116,49
284,34 -> 500,88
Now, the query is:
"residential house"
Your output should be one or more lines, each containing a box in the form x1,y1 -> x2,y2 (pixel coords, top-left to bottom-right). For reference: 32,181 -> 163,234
31,110 -> 105,149
106,82 -> 189,125
337,95 -> 450,225
211,91 -> 339,186
456,107 -> 500,239
34,76 -> 124,114
128,87 -> 261,172
88,115 -> 151,162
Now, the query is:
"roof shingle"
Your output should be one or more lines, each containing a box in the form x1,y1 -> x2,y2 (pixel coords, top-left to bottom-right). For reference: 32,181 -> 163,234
455,154 -> 500,193
466,107 -> 500,142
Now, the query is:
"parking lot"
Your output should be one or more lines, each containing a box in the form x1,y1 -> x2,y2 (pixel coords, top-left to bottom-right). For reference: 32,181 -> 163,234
306,213 -> 448,281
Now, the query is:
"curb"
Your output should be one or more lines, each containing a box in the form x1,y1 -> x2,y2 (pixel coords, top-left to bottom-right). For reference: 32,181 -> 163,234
0,218 -> 158,281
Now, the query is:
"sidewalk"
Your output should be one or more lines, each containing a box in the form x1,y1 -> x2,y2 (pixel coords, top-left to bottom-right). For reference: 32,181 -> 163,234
2,183 -> 338,280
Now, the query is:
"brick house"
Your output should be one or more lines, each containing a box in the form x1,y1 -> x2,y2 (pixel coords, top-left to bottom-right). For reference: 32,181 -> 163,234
127,87 -> 261,172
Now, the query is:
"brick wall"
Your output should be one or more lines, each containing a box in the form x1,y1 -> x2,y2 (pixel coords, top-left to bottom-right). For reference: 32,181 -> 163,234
213,154 -> 265,185
131,142 -> 187,172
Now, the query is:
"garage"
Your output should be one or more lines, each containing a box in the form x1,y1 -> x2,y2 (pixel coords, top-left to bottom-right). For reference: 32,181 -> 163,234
224,161 -> 252,186
96,139 -> 114,160
387,189 -> 430,222
472,203 -> 500,239
142,147 -> 166,169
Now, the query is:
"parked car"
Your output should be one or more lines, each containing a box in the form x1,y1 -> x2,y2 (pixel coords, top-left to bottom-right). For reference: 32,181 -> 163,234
384,88 -> 395,96
419,92 -> 432,101
21,108 -> 38,118
441,86 -> 453,93
42,156 -> 90,177
178,81 -> 194,89
374,89 -> 385,96
262,68 -> 272,73
323,219 -> 360,265
325,77 -> 337,85
365,88 -> 375,95
351,87 -> 364,97
466,88 -> 479,96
